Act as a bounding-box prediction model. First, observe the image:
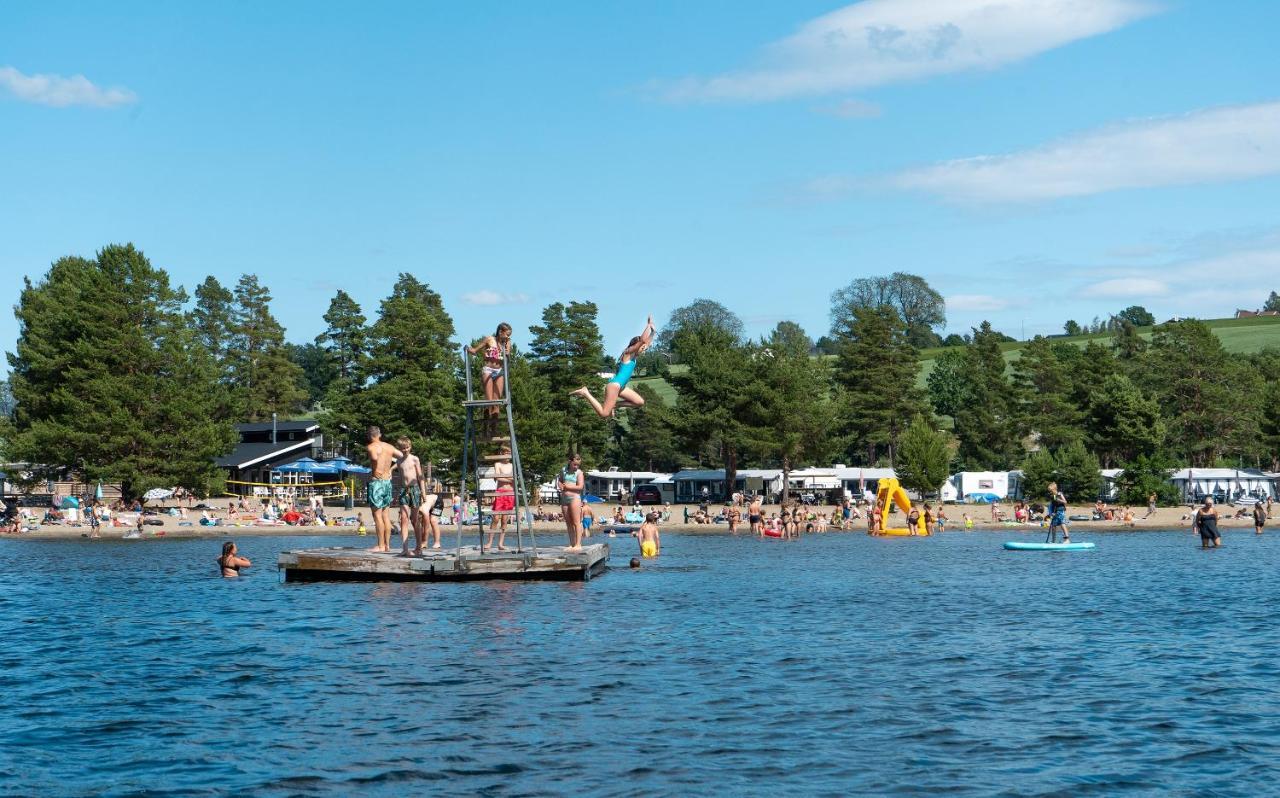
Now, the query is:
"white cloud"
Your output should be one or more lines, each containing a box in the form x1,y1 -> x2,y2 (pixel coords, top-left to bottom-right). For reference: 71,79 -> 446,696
0,65 -> 137,108
1081,277 -> 1170,298
658,0 -> 1158,102
461,290 -> 530,306
946,293 -> 1009,311
886,100 -> 1280,202
812,98 -> 882,119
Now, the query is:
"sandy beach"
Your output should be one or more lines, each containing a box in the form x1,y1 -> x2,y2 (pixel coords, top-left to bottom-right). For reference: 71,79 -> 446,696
6,502 -> 1271,542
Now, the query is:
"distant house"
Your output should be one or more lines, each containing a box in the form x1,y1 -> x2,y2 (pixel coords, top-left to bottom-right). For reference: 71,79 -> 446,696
1235,309 -> 1280,318
584,468 -> 670,501
215,420 -> 323,488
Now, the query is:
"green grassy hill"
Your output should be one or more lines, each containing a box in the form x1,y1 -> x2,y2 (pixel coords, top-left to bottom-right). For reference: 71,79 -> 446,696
633,315 -> 1280,401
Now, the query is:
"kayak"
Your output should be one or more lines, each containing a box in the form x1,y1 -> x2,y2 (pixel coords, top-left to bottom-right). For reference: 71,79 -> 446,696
1004,541 -> 1095,551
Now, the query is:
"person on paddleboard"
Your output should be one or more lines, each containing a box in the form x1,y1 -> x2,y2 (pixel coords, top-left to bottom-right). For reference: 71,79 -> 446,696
1047,482 -> 1070,544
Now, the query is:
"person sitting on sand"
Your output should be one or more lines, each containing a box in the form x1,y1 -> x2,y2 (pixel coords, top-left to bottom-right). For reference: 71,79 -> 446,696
281,506 -> 302,525
637,512 -> 661,558
217,541 -> 251,578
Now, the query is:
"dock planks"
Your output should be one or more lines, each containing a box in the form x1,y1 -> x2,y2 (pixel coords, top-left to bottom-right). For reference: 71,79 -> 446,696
278,543 -> 609,583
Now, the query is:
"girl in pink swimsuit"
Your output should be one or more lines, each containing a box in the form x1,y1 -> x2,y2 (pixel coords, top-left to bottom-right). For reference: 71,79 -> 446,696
468,323 -> 512,434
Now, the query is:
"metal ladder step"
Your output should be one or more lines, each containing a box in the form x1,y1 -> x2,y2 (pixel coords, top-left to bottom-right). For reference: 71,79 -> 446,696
462,398 -> 508,408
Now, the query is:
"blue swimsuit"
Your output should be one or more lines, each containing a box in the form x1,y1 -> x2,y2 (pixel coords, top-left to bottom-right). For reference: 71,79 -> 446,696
609,359 -> 637,388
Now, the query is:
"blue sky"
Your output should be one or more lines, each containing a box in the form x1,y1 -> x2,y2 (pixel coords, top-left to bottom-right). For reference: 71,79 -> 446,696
3,0 -> 1280,358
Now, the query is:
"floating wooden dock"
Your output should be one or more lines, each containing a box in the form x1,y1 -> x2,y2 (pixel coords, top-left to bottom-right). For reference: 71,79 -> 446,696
277,543 -> 610,583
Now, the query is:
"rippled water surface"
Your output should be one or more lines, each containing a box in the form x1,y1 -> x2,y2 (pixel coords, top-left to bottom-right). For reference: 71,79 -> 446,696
2,529 -> 1279,796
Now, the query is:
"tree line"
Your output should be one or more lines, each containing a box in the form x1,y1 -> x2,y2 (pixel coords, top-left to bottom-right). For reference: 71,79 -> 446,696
2,244 -> 1278,505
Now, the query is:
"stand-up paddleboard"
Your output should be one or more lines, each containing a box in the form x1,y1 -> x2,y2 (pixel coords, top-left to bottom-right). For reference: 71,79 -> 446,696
1003,541 -> 1095,551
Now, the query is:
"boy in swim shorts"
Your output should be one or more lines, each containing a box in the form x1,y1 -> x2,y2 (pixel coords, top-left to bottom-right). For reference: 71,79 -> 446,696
637,512 -> 660,557
365,426 -> 405,553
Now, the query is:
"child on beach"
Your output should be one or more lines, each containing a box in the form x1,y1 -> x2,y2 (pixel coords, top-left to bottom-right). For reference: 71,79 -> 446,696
637,512 -> 660,558
1047,482 -> 1070,544
963,513 -> 973,530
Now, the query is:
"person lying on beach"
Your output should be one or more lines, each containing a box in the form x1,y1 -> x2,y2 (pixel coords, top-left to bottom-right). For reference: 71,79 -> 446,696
217,541 -> 251,578
637,512 -> 661,558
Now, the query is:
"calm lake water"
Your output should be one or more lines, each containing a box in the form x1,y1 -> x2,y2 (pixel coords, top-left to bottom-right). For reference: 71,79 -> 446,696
2,529 -> 1278,796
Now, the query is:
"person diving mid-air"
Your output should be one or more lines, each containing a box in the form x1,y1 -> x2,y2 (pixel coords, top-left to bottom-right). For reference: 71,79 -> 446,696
570,316 -> 655,418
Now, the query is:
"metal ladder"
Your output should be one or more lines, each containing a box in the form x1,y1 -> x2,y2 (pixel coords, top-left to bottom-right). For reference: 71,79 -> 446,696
457,346 -> 537,556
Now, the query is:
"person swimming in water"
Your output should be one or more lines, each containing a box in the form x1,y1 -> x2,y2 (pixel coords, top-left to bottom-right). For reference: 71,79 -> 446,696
217,541 -> 251,578
569,316 -> 655,418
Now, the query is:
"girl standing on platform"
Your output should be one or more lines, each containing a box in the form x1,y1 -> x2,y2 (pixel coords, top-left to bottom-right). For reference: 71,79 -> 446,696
469,323 -> 513,434
557,452 -> 585,551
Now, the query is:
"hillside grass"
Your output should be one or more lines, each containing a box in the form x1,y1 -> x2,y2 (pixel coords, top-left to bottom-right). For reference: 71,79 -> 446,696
632,315 -> 1280,401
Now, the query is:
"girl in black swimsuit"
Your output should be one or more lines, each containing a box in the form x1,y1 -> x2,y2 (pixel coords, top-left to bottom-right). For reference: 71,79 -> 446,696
218,541 -> 252,577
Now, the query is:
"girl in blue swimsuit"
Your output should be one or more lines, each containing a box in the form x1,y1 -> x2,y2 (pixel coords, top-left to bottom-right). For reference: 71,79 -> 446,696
570,316 -> 655,418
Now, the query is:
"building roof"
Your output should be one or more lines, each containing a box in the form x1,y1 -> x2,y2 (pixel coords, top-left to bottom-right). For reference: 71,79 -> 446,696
1170,468 -> 1275,480
235,420 -> 320,434
215,438 -> 318,469
586,470 -> 670,481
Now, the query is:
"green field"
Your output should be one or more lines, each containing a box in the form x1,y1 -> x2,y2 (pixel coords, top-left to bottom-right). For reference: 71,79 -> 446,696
633,315 -> 1280,401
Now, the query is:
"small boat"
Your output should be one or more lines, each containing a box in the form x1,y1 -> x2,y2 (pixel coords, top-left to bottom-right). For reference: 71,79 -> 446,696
1003,540 -> 1095,551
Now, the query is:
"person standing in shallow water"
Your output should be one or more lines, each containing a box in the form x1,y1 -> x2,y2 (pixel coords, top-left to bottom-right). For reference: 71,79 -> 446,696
1254,501 -> 1267,535
1194,497 -> 1221,549
217,541 -> 251,578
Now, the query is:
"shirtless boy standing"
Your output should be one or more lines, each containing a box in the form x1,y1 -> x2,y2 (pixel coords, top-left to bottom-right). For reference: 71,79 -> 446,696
366,426 -> 404,553
637,511 -> 661,558
396,437 -> 427,556
749,494 -> 763,536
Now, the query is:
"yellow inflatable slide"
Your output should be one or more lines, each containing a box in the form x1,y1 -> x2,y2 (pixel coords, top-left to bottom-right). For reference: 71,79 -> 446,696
875,477 -> 929,536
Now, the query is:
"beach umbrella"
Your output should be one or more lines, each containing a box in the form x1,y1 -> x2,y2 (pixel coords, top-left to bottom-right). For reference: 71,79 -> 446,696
60,496 -> 80,509
143,487 -> 174,501
276,458 -> 340,474
337,463 -> 371,475
95,482 -> 104,500
583,494 -> 605,503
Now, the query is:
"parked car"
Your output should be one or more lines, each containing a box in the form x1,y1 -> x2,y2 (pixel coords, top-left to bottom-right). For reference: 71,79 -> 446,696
633,485 -> 663,505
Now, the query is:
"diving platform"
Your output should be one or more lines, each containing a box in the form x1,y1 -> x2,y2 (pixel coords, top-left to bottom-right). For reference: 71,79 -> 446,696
277,543 -> 610,583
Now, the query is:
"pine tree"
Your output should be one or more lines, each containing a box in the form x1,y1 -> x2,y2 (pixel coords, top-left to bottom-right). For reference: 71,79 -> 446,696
527,301 -> 609,463
926,348 -> 971,420
191,276 -> 235,369
506,347 -> 566,483
228,274 -> 307,421
896,417 -> 953,497
1264,291 -> 1280,313
1085,374 -> 1165,467
1112,319 -> 1148,360
6,244 -> 235,497
1020,449 -> 1057,502
612,383 -> 683,473
952,322 -> 1022,468
1141,320 -> 1257,466
1055,440 -> 1102,503
747,323 -> 838,502
357,274 -> 462,465
1012,336 -> 1082,450
317,289 -> 368,382
832,305 -> 927,465
287,342 -> 336,408
669,320 -> 757,500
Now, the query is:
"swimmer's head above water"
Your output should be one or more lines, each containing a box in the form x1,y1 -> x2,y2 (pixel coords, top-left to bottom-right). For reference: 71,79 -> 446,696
629,557 -> 641,569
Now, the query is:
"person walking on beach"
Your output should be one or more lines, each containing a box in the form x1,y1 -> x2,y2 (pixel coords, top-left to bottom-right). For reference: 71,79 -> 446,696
217,541 -> 251,578
1046,482 -> 1070,544
1194,497 -> 1221,548
1253,501 -> 1266,535
395,437 -> 428,556
366,426 -> 404,553
570,316 -> 655,418
557,452 -> 585,551
1144,492 -> 1158,519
